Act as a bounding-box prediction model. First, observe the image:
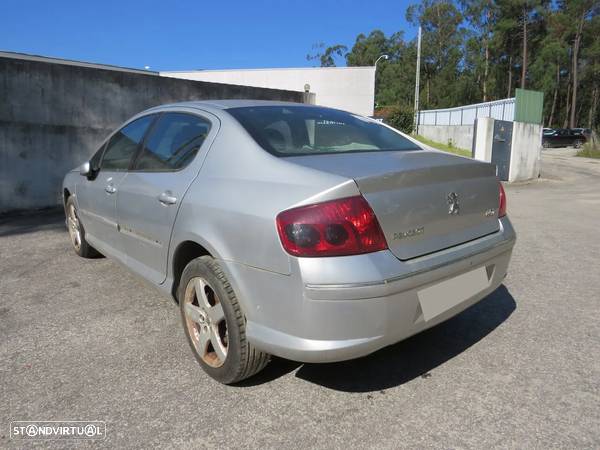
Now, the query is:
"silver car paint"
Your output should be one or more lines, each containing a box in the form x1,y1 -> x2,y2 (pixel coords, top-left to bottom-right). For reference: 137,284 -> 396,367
63,100 -> 516,363
290,150 -> 501,260
115,107 -> 221,284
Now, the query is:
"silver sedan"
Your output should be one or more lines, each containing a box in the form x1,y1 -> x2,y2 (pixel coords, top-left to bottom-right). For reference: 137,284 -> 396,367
63,100 -> 515,384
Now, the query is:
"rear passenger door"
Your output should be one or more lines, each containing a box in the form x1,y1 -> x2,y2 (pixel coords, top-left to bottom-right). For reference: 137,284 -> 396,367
116,110 -> 219,284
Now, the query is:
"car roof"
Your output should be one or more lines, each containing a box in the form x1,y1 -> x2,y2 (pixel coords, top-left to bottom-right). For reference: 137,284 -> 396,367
152,99 -> 308,111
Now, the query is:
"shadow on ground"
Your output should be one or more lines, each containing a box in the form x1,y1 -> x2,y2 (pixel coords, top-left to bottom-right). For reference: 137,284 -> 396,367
241,285 -> 516,391
0,209 -> 65,238
2,210 -> 516,393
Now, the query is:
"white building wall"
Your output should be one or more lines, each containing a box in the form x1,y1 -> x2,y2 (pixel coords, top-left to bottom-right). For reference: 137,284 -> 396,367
160,66 -> 376,117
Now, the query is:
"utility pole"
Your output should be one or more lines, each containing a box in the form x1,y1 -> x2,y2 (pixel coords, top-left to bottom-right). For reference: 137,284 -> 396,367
413,26 -> 422,135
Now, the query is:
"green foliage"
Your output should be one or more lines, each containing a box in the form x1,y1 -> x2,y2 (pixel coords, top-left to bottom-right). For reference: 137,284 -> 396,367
406,0 -> 466,109
310,0 -> 600,130
383,106 -> 414,134
576,141 -> 600,158
306,43 -> 348,67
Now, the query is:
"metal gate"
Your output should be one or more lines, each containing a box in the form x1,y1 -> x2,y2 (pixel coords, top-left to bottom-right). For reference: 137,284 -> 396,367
491,120 -> 513,181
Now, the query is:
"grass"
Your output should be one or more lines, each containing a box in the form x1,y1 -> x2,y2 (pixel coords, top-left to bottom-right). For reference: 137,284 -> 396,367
576,142 -> 600,159
412,135 -> 472,158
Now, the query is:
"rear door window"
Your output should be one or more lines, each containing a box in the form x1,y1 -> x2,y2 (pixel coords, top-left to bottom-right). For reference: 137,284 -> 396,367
133,113 -> 211,171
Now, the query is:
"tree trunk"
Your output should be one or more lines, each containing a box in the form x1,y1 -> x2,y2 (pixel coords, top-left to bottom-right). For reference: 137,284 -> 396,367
570,14 -> 585,128
483,9 -> 491,102
521,8 -> 528,89
589,86 -> 598,129
563,65 -> 572,128
548,64 -> 559,127
576,102 -> 584,126
507,55 -> 513,98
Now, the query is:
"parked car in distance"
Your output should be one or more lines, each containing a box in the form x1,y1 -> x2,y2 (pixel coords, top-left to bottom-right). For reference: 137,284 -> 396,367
63,100 -> 516,384
542,128 -> 587,148
571,128 -> 592,140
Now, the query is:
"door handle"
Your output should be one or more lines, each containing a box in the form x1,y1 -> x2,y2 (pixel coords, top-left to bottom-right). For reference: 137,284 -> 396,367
105,185 -> 117,194
158,192 -> 177,206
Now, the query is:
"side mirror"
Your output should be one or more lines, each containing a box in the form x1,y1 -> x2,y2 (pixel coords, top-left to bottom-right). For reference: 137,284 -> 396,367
79,161 -> 91,177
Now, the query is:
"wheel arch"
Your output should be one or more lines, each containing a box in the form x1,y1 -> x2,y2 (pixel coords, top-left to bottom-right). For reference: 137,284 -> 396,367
63,188 -> 73,210
170,239 -> 214,302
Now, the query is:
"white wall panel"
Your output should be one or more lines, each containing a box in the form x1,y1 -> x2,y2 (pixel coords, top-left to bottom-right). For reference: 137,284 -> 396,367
160,67 -> 376,116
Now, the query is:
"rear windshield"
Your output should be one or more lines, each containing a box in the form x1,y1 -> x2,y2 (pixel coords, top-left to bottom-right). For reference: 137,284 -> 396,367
228,105 -> 421,156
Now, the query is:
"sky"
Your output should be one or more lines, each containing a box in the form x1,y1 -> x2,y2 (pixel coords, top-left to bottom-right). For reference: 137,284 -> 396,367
1,0 -> 417,71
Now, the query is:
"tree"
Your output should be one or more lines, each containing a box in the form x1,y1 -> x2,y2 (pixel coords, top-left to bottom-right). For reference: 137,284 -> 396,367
461,0 -> 498,101
406,0 -> 466,108
581,14 -> 600,127
306,43 -> 347,67
528,9 -> 569,126
346,30 -> 389,67
307,0 -> 600,131
558,0 -> 599,127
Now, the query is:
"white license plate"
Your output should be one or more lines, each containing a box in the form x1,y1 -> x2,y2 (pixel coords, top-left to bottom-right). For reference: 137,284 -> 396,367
418,267 -> 490,321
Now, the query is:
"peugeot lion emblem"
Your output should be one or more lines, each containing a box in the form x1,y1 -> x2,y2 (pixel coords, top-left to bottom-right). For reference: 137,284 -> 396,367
447,192 -> 460,215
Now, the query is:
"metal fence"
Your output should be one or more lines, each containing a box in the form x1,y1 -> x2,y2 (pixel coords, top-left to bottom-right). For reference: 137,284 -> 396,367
417,98 -> 515,127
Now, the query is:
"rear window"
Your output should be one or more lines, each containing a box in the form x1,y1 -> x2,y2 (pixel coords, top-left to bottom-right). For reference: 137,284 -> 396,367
228,105 -> 420,156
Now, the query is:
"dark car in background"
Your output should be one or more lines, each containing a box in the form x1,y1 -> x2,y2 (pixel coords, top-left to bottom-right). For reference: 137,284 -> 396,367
542,128 -> 587,149
571,128 -> 592,140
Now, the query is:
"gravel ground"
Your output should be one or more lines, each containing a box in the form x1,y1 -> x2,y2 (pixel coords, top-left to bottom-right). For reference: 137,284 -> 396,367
1,149 -> 599,449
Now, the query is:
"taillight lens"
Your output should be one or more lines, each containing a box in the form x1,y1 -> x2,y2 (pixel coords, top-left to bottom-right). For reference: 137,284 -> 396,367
276,196 -> 388,257
498,182 -> 507,217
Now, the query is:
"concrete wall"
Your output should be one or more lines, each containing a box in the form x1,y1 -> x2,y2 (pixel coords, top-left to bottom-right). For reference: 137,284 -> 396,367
508,122 -> 542,182
418,124 -> 474,151
161,66 -> 376,117
0,54 -> 304,213
472,118 -> 494,162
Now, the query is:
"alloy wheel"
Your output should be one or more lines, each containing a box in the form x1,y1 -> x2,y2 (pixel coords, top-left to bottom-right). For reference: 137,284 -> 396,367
183,277 -> 228,368
67,204 -> 82,251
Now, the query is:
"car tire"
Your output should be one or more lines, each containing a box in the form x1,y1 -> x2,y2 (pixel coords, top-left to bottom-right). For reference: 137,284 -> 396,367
542,140 -> 550,148
574,140 -> 583,149
65,197 -> 101,258
179,256 -> 270,384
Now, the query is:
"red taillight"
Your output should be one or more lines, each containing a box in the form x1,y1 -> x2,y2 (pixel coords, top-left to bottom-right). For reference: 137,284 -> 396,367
276,196 -> 388,257
498,182 -> 507,217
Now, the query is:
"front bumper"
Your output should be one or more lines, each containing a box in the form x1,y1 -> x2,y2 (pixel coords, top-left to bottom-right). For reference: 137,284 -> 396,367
222,217 -> 516,363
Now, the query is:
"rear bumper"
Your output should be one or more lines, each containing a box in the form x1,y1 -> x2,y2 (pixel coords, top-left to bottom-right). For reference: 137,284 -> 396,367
224,217 -> 516,363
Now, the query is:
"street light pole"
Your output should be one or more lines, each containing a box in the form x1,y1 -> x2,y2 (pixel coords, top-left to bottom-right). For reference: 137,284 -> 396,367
373,54 -> 389,111
375,54 -> 389,67
413,26 -> 422,134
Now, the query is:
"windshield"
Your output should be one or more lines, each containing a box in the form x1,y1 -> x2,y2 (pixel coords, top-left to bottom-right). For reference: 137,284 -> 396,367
228,105 -> 421,156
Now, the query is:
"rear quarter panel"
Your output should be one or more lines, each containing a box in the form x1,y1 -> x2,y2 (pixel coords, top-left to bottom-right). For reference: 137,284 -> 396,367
168,112 -> 358,276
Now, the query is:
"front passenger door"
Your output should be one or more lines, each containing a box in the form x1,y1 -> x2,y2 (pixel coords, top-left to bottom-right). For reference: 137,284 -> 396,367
76,115 -> 155,259
116,111 -> 218,283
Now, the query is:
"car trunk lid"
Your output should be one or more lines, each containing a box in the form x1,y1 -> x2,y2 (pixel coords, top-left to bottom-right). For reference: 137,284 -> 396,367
287,150 -> 500,260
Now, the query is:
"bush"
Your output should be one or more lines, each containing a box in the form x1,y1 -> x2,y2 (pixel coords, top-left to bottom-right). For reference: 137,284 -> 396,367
378,106 -> 414,134
576,141 -> 600,159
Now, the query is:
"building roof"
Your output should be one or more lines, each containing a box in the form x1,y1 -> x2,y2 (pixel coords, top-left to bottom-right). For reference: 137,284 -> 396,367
161,66 -> 375,74
0,50 -> 156,75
